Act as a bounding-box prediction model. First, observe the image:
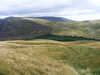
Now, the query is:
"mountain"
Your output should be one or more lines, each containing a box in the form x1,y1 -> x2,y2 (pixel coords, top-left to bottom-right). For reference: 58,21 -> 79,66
0,17 -> 100,75
32,16 -> 72,22
0,17 -> 52,38
0,17 -> 100,40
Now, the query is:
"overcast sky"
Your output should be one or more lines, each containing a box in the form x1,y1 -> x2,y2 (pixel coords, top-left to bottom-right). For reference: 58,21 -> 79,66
0,0 -> 100,21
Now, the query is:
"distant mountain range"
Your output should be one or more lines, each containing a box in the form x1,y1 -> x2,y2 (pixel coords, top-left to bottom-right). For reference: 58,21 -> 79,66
32,16 -> 72,22
0,16 -> 100,40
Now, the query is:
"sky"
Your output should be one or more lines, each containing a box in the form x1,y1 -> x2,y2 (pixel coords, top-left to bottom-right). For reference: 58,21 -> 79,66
0,0 -> 100,21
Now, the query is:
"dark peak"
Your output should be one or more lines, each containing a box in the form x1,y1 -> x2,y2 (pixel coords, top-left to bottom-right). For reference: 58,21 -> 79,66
5,16 -> 15,19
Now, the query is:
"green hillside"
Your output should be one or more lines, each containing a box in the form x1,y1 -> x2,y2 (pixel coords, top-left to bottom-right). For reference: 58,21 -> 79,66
0,17 -> 100,75
0,17 -> 52,39
0,40 -> 100,75
0,17 -> 100,40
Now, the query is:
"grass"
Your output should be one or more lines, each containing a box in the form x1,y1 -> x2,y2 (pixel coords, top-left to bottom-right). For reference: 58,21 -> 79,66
0,39 -> 100,75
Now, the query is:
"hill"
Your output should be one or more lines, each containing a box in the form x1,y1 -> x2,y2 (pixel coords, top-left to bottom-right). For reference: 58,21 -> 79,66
32,16 -> 72,22
0,17 -> 100,75
0,39 -> 100,75
0,17 -> 52,39
0,17 -> 100,40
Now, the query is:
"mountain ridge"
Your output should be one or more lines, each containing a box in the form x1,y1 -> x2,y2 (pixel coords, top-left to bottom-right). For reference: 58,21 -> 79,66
28,16 -> 73,22
0,17 -> 100,40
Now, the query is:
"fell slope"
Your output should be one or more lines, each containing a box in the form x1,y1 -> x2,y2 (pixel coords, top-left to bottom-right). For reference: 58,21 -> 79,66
0,40 -> 79,75
0,40 -> 100,75
32,16 -> 72,22
0,17 -> 100,40
0,17 -> 52,39
24,18 -> 100,39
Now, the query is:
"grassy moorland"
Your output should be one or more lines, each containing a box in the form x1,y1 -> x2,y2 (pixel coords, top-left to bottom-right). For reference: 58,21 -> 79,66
0,17 -> 100,75
0,39 -> 100,75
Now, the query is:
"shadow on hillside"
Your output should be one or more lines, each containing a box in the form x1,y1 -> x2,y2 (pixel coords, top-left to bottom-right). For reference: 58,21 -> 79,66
24,34 -> 100,42
0,34 -> 100,42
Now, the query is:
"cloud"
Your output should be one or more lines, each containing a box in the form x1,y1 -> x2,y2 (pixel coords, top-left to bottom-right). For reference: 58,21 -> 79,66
0,0 -> 72,15
88,0 -> 100,7
67,13 -> 100,21
0,0 -> 100,20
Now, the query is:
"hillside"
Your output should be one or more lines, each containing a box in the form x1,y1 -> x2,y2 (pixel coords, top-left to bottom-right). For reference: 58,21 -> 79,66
0,17 -> 100,40
0,17 -> 52,39
0,17 -> 100,75
32,16 -> 72,22
0,39 -> 100,75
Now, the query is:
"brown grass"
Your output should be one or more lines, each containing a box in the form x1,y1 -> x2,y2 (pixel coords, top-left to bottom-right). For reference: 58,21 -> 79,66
0,40 -> 79,75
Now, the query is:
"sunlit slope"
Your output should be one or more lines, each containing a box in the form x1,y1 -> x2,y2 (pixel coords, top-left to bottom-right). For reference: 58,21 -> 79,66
19,18 -> 100,39
0,40 -> 100,75
32,16 -> 72,22
0,17 -> 100,39
0,40 -> 79,75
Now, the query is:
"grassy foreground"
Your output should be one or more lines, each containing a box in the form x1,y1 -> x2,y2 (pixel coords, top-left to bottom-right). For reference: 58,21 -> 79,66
0,39 -> 100,75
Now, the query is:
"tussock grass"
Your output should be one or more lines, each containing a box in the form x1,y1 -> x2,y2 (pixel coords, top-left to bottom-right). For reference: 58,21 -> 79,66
0,40 -> 100,75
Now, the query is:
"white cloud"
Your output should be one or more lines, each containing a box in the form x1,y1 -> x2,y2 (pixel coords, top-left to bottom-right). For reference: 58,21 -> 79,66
0,0 -> 100,21
88,0 -> 100,7
0,0 -> 72,10
0,0 -> 72,15
66,13 -> 100,21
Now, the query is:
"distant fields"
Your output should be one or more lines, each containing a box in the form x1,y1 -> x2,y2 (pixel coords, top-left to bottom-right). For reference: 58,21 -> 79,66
0,39 -> 100,75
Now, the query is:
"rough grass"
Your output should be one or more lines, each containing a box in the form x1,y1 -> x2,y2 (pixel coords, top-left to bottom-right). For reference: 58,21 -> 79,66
0,40 -> 100,75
